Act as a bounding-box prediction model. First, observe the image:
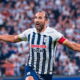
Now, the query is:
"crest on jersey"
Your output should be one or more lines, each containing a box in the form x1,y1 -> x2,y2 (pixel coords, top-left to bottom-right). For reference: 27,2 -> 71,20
43,37 -> 48,43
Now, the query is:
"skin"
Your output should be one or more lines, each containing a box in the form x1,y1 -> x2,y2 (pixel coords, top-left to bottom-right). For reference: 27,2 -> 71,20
0,11 -> 80,80
25,76 -> 34,80
34,11 -> 48,33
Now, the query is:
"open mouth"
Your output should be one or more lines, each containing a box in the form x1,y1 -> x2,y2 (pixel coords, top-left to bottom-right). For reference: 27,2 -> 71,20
36,23 -> 40,26
36,22 -> 40,25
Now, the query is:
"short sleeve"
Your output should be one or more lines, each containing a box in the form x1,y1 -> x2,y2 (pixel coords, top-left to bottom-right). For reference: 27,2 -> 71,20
52,29 -> 67,44
18,29 -> 32,41
52,29 -> 63,41
55,31 -> 63,40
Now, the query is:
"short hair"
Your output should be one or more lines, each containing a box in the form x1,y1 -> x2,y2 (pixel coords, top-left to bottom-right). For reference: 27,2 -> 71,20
45,12 -> 49,20
35,10 -> 49,20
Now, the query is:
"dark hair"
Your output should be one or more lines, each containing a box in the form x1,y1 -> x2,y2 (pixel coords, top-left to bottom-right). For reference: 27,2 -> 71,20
45,12 -> 49,20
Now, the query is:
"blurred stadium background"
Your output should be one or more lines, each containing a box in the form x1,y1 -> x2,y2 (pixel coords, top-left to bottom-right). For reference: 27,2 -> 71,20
0,0 -> 80,80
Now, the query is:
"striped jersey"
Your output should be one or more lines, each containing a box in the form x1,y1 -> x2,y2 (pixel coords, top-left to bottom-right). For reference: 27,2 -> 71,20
18,27 -> 63,74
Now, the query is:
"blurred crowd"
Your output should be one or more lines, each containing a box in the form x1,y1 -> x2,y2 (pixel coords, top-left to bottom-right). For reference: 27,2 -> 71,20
0,0 -> 80,77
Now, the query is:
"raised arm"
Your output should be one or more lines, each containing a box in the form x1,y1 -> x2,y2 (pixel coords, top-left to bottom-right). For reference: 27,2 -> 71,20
0,29 -> 31,43
62,39 -> 80,51
0,35 -> 22,43
53,29 -> 80,52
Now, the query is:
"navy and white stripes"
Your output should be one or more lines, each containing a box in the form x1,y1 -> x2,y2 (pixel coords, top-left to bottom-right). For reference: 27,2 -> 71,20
28,32 -> 53,74
18,27 -> 63,75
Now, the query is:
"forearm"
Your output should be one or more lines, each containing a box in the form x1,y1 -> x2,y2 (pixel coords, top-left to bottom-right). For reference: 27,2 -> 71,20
0,35 -> 17,42
71,42 -> 80,51
63,40 -> 80,51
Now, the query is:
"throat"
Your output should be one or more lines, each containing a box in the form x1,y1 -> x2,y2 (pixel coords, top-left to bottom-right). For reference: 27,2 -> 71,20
37,26 -> 47,33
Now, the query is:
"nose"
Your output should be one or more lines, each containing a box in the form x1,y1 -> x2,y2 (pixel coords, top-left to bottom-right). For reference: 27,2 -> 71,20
34,19 -> 40,23
34,18 -> 38,22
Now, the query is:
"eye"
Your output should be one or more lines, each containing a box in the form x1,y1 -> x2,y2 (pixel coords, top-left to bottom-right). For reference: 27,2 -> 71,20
34,16 -> 43,19
38,16 -> 42,19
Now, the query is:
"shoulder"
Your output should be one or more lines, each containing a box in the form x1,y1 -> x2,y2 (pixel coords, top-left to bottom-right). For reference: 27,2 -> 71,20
23,28 -> 34,34
46,27 -> 63,39
18,28 -> 34,40
46,27 -> 59,33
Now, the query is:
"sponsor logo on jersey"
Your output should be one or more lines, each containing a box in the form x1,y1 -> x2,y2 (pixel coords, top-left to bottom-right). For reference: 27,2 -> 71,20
31,45 -> 47,48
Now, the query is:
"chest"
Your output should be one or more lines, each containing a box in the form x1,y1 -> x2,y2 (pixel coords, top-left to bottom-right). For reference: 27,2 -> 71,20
28,32 -> 53,47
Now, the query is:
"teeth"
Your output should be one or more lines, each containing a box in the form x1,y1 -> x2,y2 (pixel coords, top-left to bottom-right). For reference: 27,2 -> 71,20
36,22 -> 39,24
37,24 -> 39,25
36,22 -> 40,25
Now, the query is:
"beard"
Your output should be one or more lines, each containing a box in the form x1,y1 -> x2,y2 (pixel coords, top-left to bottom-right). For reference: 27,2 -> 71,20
35,22 -> 45,32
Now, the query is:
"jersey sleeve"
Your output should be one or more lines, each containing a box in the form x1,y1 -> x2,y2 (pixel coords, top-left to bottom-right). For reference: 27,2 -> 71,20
58,37 -> 67,44
18,29 -> 31,41
53,29 -> 66,44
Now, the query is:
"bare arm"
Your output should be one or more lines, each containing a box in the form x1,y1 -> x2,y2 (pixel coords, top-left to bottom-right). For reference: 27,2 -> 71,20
0,34 -> 22,43
63,39 -> 80,51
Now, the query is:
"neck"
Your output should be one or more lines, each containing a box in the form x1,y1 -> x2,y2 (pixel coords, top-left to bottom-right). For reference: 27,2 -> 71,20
37,26 -> 47,33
